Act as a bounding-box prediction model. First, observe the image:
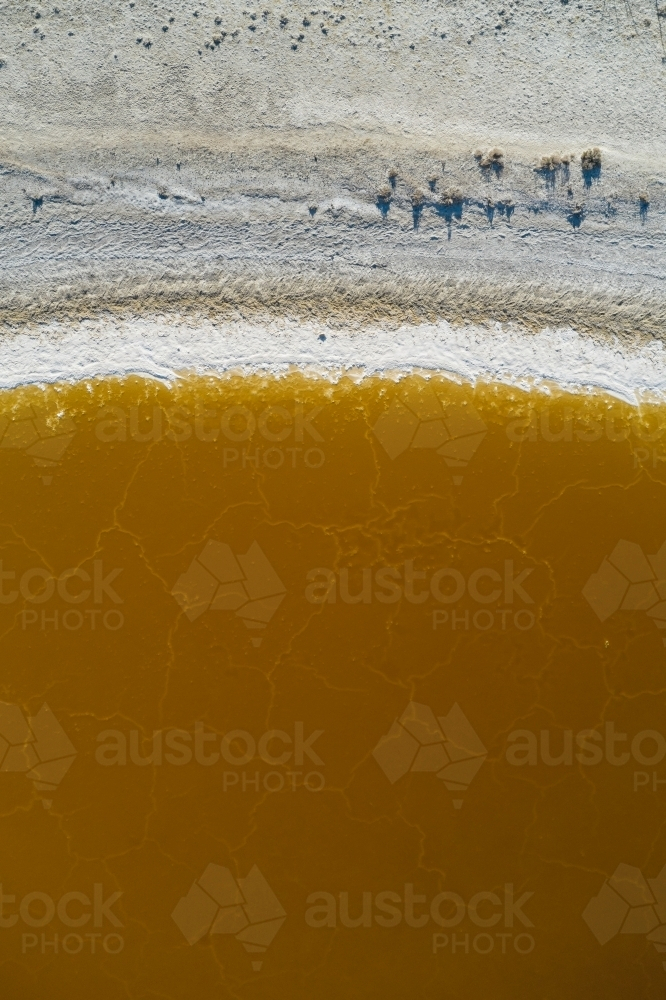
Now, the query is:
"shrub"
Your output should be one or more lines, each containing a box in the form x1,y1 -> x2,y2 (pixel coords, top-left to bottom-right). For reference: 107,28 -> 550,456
440,188 -> 463,206
581,147 -> 602,171
475,147 -> 504,170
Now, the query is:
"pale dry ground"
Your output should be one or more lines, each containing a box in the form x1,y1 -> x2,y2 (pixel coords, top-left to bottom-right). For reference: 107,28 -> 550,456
0,0 -> 665,339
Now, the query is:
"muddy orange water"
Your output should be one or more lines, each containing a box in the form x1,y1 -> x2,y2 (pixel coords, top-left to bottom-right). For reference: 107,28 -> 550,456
1,373 -> 665,999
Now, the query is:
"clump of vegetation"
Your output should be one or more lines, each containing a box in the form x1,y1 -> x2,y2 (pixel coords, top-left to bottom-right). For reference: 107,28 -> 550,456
410,189 -> 426,229
537,153 -> 572,171
436,188 -> 464,225
376,184 -> 392,217
581,148 -> 601,187
440,188 -> 463,206
387,167 -> 398,188
474,147 -> 504,171
427,173 -> 438,192
539,154 -> 559,170
536,153 -> 573,188
639,191 -> 650,205
581,147 -> 602,171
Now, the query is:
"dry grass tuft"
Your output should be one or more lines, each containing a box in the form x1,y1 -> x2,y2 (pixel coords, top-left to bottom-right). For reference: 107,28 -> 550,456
474,147 -> 504,170
440,188 -> 463,206
537,153 -> 574,172
581,147 -> 602,171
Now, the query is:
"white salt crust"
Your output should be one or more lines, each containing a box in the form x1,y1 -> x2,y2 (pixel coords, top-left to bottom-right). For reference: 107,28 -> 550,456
1,317 -> 665,405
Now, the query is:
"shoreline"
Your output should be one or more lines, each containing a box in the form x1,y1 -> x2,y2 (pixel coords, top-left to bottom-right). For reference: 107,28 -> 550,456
0,316 -> 665,405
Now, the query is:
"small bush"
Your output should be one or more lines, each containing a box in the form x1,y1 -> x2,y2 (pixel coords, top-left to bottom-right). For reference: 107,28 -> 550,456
538,154 -> 560,171
440,188 -> 463,206
475,147 -> 504,170
581,147 -> 602,171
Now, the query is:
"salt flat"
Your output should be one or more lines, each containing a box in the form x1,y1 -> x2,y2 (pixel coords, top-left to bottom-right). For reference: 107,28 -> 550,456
0,0 -> 664,344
